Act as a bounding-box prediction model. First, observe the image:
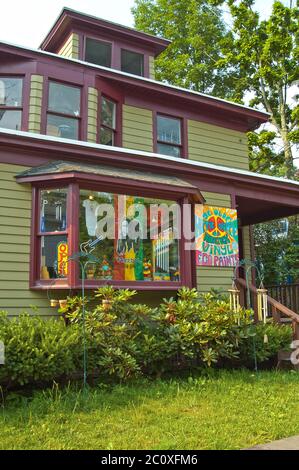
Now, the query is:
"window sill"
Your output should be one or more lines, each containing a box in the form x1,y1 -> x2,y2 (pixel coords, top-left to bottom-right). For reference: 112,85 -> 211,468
30,281 -> 184,291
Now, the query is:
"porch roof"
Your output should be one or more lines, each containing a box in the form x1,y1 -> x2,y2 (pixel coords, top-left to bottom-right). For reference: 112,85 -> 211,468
2,128 -> 299,226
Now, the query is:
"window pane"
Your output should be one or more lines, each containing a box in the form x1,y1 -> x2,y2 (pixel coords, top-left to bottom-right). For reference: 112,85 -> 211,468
101,97 -> 116,128
46,114 -> 79,140
0,78 -> 23,107
40,235 -> 68,279
100,126 -> 114,146
48,82 -> 80,116
157,115 -> 181,145
79,190 -> 180,281
121,50 -> 144,76
85,38 -> 112,68
40,189 -> 67,232
0,109 -> 22,130
157,143 -> 181,158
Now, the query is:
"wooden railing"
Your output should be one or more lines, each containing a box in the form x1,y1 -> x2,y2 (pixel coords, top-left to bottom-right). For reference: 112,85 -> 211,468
267,283 -> 299,314
236,278 -> 299,341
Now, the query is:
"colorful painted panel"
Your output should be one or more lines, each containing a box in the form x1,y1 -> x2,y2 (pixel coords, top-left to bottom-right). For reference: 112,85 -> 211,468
195,205 -> 239,267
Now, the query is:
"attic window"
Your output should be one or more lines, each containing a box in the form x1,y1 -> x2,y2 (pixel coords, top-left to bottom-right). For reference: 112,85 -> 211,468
85,37 -> 112,68
121,49 -> 144,76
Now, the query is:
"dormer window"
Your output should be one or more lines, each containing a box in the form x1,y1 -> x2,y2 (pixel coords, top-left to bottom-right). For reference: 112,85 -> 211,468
85,37 -> 112,68
121,49 -> 144,76
0,77 -> 23,131
46,81 -> 81,140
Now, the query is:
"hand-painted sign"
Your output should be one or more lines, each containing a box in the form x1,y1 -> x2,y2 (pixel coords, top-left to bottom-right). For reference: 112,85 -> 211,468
195,205 -> 239,267
57,242 -> 68,276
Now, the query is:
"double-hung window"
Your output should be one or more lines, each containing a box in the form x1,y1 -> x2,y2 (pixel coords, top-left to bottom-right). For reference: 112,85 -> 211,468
46,81 -> 81,140
39,188 -> 68,281
0,77 -> 23,131
157,115 -> 182,158
99,96 -> 116,146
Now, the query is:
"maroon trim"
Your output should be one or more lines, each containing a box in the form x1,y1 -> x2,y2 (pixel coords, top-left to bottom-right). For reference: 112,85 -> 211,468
44,79 -> 82,140
154,112 -> 187,158
0,40 -> 268,133
29,180 -> 193,290
40,8 -> 170,55
17,171 -> 203,203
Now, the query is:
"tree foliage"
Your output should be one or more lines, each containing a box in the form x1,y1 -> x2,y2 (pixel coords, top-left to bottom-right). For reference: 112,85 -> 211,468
133,0 -> 299,177
254,216 -> 299,285
132,0 -> 239,98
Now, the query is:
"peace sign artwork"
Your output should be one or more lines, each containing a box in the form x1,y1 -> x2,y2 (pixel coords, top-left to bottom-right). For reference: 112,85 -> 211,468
195,205 -> 239,267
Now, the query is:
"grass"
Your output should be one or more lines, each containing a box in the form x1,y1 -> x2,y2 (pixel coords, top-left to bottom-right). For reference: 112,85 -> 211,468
1,369 -> 299,450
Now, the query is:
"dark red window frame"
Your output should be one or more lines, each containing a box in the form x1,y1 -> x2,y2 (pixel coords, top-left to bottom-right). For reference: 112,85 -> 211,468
154,112 -> 187,158
84,36 -> 113,68
99,95 -> 117,146
29,178 -> 194,291
0,75 -> 24,131
45,79 -> 82,141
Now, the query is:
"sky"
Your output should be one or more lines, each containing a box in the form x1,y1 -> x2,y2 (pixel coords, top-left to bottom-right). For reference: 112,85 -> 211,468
0,0 -> 286,49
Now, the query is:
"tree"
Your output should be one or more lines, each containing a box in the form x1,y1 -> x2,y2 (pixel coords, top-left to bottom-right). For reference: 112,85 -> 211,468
212,0 -> 299,177
132,0 -> 239,99
254,217 -> 299,285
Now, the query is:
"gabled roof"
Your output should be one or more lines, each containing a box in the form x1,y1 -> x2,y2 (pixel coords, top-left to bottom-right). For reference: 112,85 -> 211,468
40,7 -> 171,56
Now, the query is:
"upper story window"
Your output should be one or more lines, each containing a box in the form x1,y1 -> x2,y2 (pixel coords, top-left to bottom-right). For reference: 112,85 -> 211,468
85,37 -> 112,68
0,77 -> 23,131
157,115 -> 182,158
99,96 -> 116,146
121,49 -> 144,76
46,81 -> 81,140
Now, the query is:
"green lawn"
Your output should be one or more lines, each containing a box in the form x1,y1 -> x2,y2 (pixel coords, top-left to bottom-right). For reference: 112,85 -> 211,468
1,370 -> 299,450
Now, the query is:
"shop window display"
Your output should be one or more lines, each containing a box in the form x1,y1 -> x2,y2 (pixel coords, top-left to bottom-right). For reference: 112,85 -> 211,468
79,189 -> 180,282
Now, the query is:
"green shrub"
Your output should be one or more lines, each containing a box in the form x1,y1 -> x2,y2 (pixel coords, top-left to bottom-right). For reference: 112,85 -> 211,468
0,311 -> 81,387
238,322 -> 293,364
0,288 -> 293,390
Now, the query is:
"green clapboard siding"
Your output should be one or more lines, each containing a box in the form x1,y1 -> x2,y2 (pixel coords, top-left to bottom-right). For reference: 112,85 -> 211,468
58,33 -> 79,59
188,119 -> 249,170
149,56 -> 155,80
28,75 -> 44,134
196,191 -> 234,293
0,163 -> 51,317
122,105 -> 153,152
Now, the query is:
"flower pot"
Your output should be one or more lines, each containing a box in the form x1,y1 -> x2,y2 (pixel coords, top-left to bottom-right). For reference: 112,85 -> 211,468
59,299 -> 68,309
50,299 -> 59,308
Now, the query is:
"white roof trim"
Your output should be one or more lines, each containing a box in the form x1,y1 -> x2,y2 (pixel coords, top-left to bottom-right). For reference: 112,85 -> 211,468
0,39 -> 269,117
0,127 -> 297,188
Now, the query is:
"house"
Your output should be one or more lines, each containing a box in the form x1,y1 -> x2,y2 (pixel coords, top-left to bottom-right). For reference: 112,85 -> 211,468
1,7 -> 299,317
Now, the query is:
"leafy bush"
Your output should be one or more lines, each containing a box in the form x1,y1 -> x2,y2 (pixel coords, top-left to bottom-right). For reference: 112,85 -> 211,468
0,311 -> 81,387
238,322 -> 293,364
0,288 -> 293,390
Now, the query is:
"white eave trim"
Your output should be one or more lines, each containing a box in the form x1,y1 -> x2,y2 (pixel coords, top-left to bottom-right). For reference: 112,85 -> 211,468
0,39 -> 269,118
0,127 -> 297,189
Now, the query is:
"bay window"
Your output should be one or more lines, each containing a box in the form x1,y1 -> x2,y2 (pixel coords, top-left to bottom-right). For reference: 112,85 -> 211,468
39,189 -> 68,280
99,96 -> 116,145
46,81 -> 81,140
157,115 -> 182,158
0,77 -> 23,131
28,182 -> 191,289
